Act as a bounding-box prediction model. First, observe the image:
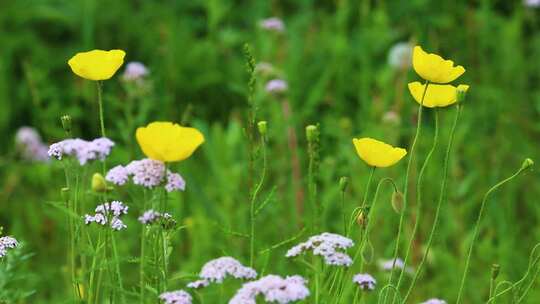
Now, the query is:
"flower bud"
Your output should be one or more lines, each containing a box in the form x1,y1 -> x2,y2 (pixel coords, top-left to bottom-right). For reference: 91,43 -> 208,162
61,115 -> 72,134
521,158 -> 534,171
456,86 -> 467,103
257,121 -> 268,136
356,209 -> 368,228
391,191 -> 404,213
339,177 -> 349,192
91,173 -> 108,192
61,187 -> 70,202
491,264 -> 500,280
305,125 -> 319,143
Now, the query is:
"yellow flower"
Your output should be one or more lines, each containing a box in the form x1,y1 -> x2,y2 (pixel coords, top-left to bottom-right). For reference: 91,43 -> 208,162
352,137 -> 407,168
136,122 -> 205,162
412,46 -> 465,83
68,49 -> 126,81
408,82 -> 470,108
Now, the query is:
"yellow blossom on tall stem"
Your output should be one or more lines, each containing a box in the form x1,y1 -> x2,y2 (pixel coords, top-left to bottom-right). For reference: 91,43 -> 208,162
412,46 -> 465,84
68,49 -> 126,81
136,121 -> 205,162
352,137 -> 407,168
408,82 -> 470,108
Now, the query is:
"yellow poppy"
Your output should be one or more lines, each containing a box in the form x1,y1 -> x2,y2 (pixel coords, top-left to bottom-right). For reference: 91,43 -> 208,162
352,138 -> 407,168
408,82 -> 470,108
136,122 -> 205,162
412,46 -> 465,83
68,49 -> 126,81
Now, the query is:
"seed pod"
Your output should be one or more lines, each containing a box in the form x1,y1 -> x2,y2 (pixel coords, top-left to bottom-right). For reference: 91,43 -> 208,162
305,125 -> 319,143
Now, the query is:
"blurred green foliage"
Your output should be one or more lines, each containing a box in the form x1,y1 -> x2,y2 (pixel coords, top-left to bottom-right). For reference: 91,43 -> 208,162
1,0 -> 540,303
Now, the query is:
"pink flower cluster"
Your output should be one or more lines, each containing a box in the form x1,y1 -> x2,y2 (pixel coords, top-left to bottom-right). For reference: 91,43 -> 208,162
187,256 -> 257,288
48,137 -> 114,165
106,158 -> 185,192
159,290 -> 192,304
286,232 -> 354,267
15,127 -> 49,162
229,275 -> 309,304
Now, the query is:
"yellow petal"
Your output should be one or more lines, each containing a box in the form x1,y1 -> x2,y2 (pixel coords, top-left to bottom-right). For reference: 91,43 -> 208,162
136,122 -> 205,162
412,46 -> 465,83
352,138 -> 407,168
68,49 -> 126,81
408,82 -> 470,108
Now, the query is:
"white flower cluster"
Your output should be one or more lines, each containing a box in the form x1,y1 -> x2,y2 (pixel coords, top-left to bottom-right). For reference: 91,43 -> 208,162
84,201 -> 129,231
0,236 -> 18,258
286,232 -> 354,267
187,256 -> 257,288
229,275 -> 309,304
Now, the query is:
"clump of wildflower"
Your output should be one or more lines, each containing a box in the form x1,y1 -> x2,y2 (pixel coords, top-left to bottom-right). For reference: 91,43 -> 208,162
378,258 -> 414,274
106,158 -> 186,192
259,17 -> 285,32
84,201 -> 128,231
352,273 -> 376,291
188,256 -> 257,289
122,62 -> 149,81
229,275 -> 309,304
265,79 -> 288,94
0,236 -> 19,258
286,232 -> 354,267
421,299 -> 447,304
388,42 -> 413,69
15,127 -> 49,162
138,209 -> 176,229
159,290 -> 192,304
48,137 -> 114,165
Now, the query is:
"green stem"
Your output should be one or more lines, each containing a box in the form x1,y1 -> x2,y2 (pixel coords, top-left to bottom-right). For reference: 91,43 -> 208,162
111,230 -> 126,303
250,134 -> 267,267
394,109 -> 440,300
384,80 -> 429,302
402,106 -> 460,303
456,164 -> 529,303
140,190 -> 148,303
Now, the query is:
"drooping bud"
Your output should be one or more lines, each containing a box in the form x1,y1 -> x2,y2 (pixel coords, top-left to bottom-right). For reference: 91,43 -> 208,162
356,208 -> 369,228
91,173 -> 108,192
339,177 -> 349,192
391,191 -> 404,213
521,158 -> 534,171
306,125 -> 319,143
61,115 -> 72,134
491,264 -> 500,280
257,121 -> 268,137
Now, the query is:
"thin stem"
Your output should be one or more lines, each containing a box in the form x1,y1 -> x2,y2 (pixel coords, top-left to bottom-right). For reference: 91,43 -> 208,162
394,109 -> 440,299
96,81 -> 106,138
456,164 -> 529,303
402,105 -> 461,303
385,80 -> 429,301
250,133 -> 267,267
111,230 -> 126,303
140,189 -> 149,303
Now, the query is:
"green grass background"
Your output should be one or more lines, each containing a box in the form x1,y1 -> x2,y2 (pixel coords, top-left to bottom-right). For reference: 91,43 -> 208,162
0,0 -> 539,303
